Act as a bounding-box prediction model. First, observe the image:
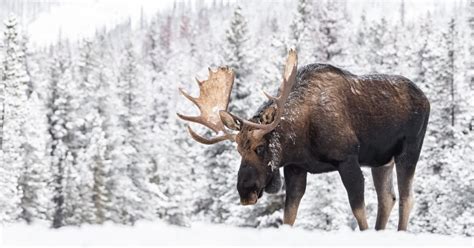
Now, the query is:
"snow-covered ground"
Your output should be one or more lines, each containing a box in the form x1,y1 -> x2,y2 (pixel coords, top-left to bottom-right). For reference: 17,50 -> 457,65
0,221 -> 471,246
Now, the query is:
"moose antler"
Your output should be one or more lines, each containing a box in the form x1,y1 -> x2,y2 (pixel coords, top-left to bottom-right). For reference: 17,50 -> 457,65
177,66 -> 236,144
227,49 -> 298,138
178,50 -> 298,144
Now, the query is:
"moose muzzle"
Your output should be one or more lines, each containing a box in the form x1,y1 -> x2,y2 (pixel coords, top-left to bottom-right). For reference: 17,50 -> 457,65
237,165 -> 282,205
240,191 -> 259,205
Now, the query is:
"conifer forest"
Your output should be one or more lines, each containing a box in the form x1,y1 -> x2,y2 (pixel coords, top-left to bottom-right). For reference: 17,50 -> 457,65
0,0 -> 473,238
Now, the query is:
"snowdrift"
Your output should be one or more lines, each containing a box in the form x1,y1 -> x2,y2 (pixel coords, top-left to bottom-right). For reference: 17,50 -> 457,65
0,221 -> 471,246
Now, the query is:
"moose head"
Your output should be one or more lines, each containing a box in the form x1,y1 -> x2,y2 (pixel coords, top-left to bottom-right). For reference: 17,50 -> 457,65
177,50 -> 297,205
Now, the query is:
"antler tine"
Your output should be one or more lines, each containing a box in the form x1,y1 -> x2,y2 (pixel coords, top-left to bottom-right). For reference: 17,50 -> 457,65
177,66 -> 236,145
195,77 -> 203,86
187,125 -> 235,145
179,87 -> 199,107
228,49 -> 298,136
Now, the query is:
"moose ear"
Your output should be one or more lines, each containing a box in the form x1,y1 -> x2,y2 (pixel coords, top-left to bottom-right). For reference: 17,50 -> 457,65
219,111 -> 241,131
260,106 -> 277,124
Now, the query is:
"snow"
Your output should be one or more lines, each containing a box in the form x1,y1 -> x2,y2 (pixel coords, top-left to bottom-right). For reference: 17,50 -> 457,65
26,0 -> 174,46
0,0 -> 473,241
0,221 -> 471,246
25,0 -> 240,47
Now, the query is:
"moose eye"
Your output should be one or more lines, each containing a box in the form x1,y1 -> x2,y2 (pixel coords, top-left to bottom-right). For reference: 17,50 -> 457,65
255,145 -> 265,157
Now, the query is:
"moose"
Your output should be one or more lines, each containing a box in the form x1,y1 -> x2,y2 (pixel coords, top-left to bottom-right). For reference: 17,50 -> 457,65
177,50 -> 430,231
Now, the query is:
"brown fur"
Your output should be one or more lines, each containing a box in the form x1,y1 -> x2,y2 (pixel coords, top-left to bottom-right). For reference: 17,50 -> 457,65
227,63 -> 430,231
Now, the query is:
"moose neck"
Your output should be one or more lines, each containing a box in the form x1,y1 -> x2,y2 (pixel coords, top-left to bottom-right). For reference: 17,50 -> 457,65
267,109 -> 310,170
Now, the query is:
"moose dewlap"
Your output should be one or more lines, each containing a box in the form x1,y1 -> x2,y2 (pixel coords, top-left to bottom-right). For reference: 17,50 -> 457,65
177,49 -> 430,231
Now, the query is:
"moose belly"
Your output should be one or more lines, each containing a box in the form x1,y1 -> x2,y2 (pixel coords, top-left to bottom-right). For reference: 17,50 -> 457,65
358,134 -> 404,167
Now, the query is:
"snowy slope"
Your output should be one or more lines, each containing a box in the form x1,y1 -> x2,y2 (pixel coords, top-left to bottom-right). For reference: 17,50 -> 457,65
0,221 -> 471,246
27,0 -> 174,46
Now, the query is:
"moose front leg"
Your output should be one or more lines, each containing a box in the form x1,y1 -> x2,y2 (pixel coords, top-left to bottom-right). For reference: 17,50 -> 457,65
338,156 -> 369,231
283,166 -> 307,226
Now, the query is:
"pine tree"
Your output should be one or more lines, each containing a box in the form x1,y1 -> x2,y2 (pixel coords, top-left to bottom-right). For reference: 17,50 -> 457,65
59,39 -> 103,225
0,15 -> 28,223
288,0 -> 313,63
451,19 -> 473,134
19,34 -> 34,97
409,15 -> 458,234
447,18 -> 456,127
467,0 -> 474,131
314,0 -> 349,65
146,14 -> 173,74
47,41 -> 76,228
224,5 -> 249,74
224,5 -> 252,104
90,32 -> 119,224
379,23 -> 400,74
194,5 -> 254,225
111,41 -> 164,224
85,112 -> 109,224
351,11 -> 370,72
259,18 -> 287,95
145,17 -> 161,74
423,20 -> 454,148
0,28 -> 4,169
400,0 -> 406,26
365,18 -> 400,73
153,117 -> 193,226
19,91 -> 53,223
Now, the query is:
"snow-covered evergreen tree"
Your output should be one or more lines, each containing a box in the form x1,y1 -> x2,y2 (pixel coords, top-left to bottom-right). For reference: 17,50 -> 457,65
0,0 -> 471,236
111,40 -> 164,224
0,15 -> 28,223
350,10 -> 370,72
313,0 -> 349,65
46,41 -> 76,228
410,15 -> 473,236
58,39 -> 103,225
19,91 -> 53,223
193,5 -> 253,225
365,18 -> 400,73
288,0 -> 313,64
224,5 -> 252,104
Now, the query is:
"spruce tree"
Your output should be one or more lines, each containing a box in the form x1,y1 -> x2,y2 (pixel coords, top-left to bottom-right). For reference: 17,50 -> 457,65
195,5 -> 253,224
0,15 -> 27,223
314,0 -> 349,65
47,41 -> 76,228
288,0 -> 313,63
19,91 -> 53,223
224,5 -> 252,103
111,41 -> 164,224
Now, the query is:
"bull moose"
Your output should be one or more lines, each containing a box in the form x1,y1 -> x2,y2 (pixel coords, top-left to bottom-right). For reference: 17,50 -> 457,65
177,50 -> 430,231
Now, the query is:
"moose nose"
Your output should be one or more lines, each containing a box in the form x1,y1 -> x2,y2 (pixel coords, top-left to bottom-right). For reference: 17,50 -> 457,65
237,165 -> 260,206
240,191 -> 258,205
237,165 -> 258,190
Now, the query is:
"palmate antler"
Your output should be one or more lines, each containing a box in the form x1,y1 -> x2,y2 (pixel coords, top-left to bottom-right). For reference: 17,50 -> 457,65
177,66 -> 236,144
227,49 -> 298,139
177,49 -> 298,144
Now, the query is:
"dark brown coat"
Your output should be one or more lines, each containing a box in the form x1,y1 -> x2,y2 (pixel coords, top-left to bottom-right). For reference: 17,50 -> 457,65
239,64 -> 430,230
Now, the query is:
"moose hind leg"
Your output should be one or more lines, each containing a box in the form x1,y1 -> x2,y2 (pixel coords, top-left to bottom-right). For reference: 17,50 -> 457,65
371,159 -> 396,230
395,138 -> 424,231
338,155 -> 368,231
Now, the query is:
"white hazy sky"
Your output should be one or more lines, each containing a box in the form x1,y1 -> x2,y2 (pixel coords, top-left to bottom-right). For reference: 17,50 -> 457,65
27,0 -> 174,46
23,0 -> 461,47
27,0 -> 234,46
